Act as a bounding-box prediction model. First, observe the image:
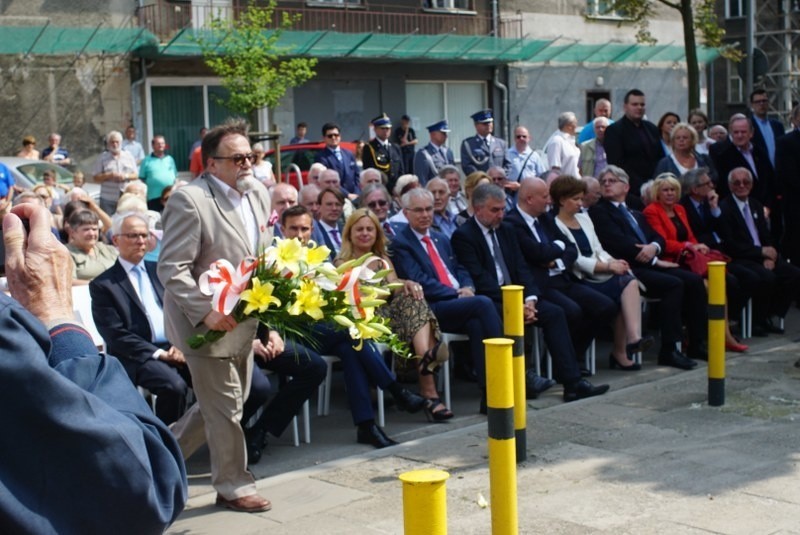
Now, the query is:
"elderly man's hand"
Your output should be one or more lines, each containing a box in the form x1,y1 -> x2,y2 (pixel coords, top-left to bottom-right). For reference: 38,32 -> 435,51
3,204 -> 74,325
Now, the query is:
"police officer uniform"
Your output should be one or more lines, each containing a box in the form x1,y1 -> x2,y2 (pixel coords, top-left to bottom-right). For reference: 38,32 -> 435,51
413,119 -> 455,185
460,109 -> 507,175
363,113 -> 404,193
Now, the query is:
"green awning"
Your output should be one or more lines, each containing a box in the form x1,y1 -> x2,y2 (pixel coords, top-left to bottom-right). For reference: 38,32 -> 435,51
147,28 -> 720,65
0,25 -> 158,55
0,25 -> 720,65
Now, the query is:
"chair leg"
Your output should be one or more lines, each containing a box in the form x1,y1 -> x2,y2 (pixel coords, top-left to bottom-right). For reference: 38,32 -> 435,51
377,388 -> 385,428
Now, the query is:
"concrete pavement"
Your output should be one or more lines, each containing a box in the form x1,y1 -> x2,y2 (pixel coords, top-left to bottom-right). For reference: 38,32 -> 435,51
168,323 -> 800,534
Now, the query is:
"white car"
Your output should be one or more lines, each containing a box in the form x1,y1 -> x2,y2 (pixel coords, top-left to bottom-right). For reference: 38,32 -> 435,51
0,157 -> 101,201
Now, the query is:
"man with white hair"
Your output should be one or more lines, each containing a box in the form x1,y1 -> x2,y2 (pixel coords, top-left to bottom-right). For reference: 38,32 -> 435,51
544,112 -> 581,178
577,98 -> 613,144
307,162 -> 326,185
93,130 -> 139,215
579,116 -> 610,178
359,168 -> 384,191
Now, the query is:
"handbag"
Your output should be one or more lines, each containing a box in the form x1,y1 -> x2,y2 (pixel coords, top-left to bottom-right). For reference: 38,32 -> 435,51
679,246 -> 730,277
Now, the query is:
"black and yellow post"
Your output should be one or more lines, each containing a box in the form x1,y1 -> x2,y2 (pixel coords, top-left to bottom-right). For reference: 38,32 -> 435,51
708,261 -> 726,406
485,338 -> 518,535
501,285 -> 527,463
399,469 -> 449,535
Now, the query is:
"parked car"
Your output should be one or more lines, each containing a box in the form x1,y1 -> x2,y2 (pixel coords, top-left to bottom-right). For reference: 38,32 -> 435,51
0,157 -> 100,201
264,141 -> 358,189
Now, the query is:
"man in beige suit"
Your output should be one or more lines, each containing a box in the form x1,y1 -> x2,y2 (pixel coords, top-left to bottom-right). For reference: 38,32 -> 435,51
158,120 -> 274,513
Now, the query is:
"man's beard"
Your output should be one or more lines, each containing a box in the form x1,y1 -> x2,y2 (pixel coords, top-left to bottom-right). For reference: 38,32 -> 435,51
236,174 -> 259,193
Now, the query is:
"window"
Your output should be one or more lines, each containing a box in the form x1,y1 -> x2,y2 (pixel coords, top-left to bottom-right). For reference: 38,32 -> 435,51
425,0 -> 473,10
725,0 -> 745,18
586,0 -> 628,18
727,59 -> 744,103
307,0 -> 361,5
406,81 -> 486,163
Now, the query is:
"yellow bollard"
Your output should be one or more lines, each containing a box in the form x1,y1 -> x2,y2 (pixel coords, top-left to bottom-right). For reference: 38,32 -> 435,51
707,261 -> 726,406
501,285 -> 527,463
485,338 -> 518,535
399,469 -> 450,535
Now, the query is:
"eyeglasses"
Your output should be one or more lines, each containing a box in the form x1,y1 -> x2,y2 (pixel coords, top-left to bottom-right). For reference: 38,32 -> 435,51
731,180 -> 752,186
408,206 -> 434,214
211,153 -> 256,166
752,99 -> 769,104
121,233 -> 150,240
367,200 -> 389,209
696,181 -> 714,189
326,133 -> 341,138
600,178 -> 621,185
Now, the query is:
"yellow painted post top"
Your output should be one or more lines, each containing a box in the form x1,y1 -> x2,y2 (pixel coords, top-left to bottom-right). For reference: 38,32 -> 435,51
399,469 -> 450,485
484,338 -> 514,348
707,262 -> 726,304
502,285 -> 524,337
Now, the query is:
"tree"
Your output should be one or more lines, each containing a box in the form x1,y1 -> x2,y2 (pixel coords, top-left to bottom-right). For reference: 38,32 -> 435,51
606,0 -> 741,111
194,0 -> 317,118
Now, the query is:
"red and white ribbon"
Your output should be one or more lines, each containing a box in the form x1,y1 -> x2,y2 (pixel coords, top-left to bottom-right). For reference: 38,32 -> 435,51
199,257 -> 258,315
336,256 -> 389,319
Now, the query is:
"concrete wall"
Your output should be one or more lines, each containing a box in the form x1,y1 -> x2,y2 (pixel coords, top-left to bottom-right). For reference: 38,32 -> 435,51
0,0 -> 137,170
509,63 -> 688,155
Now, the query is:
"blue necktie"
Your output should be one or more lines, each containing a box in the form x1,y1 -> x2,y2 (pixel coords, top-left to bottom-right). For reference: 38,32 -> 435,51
619,204 -> 647,243
533,218 -> 550,245
134,264 -> 167,343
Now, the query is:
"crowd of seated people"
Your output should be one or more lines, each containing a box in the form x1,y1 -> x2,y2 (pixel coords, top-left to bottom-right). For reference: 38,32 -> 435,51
7,98 -> 800,491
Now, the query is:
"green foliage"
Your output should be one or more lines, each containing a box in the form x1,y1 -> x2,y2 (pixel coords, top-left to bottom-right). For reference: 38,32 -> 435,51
193,0 -> 317,116
606,0 -> 740,61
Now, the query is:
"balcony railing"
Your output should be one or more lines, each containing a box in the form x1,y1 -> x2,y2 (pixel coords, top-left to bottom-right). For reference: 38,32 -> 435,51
137,1 -> 513,44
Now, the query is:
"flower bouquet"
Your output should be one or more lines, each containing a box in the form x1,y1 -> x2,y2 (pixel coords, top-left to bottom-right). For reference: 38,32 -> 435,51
187,237 -> 409,357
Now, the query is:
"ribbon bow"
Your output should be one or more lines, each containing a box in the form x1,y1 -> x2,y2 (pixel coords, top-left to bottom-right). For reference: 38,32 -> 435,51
199,257 -> 258,315
336,255 -> 390,319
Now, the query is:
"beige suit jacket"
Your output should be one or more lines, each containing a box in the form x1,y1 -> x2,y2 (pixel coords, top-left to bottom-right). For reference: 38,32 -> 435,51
158,173 -> 273,358
579,138 -> 597,178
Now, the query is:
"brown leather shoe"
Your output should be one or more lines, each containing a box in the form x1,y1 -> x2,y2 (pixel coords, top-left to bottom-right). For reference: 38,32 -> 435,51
215,493 -> 272,513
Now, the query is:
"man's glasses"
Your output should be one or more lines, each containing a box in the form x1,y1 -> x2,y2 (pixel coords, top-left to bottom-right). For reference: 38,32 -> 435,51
600,178 -> 621,185
121,233 -> 150,241
326,133 -> 341,138
367,200 -> 389,209
408,206 -> 434,214
211,153 -> 256,166
731,180 -> 752,187
752,99 -> 769,105
696,181 -> 714,189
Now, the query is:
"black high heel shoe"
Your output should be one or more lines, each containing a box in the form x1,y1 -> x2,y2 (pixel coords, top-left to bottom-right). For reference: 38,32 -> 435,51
423,398 -> 454,422
625,336 -> 654,360
608,353 -> 641,371
419,340 -> 449,376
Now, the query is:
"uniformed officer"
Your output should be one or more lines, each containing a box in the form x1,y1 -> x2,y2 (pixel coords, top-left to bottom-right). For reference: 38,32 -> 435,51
413,119 -> 455,185
460,109 -> 508,175
363,113 -> 404,193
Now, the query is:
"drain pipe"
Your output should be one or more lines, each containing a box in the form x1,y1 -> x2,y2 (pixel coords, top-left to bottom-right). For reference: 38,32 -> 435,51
494,67 -> 510,144
490,0 -> 509,142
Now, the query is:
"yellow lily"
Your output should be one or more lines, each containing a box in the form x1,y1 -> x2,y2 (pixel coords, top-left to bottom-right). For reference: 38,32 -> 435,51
240,278 -> 281,315
306,244 -> 331,266
288,279 -> 328,320
268,237 -> 307,275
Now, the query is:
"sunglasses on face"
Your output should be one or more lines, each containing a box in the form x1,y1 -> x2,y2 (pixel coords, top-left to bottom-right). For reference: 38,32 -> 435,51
367,200 -> 389,209
212,153 -> 257,166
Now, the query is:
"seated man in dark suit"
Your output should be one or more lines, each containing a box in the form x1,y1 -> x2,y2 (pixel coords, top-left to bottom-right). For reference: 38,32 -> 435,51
679,167 -> 754,318
390,188 -> 507,402
718,167 -> 800,335
451,184 -> 609,402
90,213 -> 273,440
589,165 -> 704,368
90,212 -> 194,425
316,187 -> 345,260
507,176 -> 618,358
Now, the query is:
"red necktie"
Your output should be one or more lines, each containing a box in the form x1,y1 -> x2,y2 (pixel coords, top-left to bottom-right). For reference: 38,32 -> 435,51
422,235 -> 452,287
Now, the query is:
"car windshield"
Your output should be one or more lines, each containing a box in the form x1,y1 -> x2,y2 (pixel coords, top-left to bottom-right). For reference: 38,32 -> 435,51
16,163 -> 73,185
